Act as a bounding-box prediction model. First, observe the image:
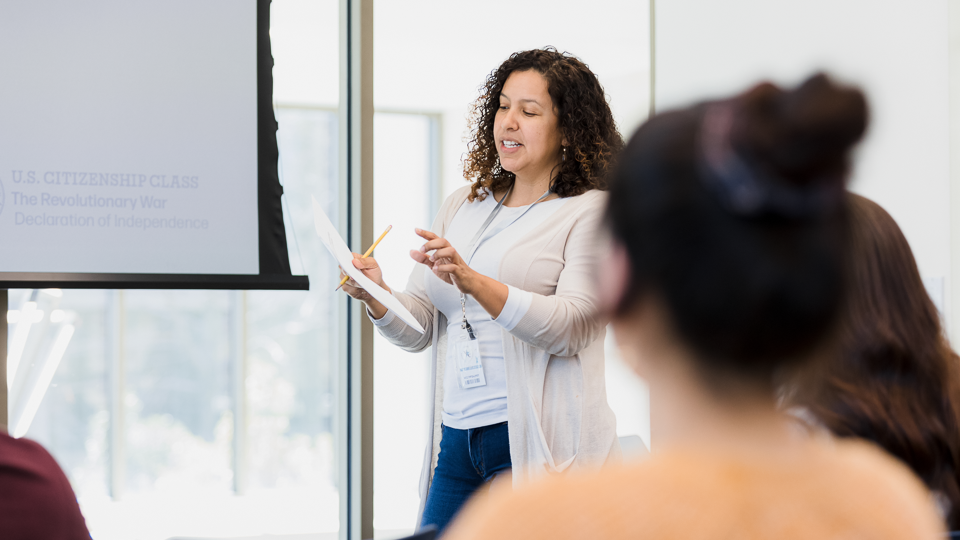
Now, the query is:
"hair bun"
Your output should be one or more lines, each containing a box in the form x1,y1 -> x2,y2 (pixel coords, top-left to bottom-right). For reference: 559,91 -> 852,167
733,73 -> 868,187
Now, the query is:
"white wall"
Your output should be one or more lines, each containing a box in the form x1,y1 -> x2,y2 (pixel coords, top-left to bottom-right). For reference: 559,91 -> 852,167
950,2 -> 960,348
374,0 -> 651,200
655,0 -> 953,330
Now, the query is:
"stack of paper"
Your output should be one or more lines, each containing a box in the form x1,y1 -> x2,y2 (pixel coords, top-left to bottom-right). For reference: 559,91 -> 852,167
312,196 -> 425,334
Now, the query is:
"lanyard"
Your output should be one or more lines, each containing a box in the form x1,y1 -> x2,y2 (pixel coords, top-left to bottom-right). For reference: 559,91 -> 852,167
460,185 -> 551,338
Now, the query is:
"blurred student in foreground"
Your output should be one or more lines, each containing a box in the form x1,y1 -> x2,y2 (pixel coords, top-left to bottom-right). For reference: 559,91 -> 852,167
787,193 -> 960,529
444,74 -> 944,539
0,428 -> 91,539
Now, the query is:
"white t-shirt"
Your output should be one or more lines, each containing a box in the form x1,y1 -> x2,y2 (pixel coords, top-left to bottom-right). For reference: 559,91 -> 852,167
423,192 -> 568,429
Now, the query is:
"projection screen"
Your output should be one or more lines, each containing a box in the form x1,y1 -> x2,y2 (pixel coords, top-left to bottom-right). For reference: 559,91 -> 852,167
0,0 -> 307,289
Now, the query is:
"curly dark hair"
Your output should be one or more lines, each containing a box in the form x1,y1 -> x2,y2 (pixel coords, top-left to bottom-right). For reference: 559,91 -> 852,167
463,47 -> 623,201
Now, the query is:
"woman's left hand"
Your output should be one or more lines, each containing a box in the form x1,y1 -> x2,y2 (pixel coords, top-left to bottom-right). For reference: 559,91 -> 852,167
410,228 -> 480,295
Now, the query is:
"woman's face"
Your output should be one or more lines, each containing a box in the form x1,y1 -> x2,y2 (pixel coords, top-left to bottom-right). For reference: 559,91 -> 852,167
494,70 -> 566,184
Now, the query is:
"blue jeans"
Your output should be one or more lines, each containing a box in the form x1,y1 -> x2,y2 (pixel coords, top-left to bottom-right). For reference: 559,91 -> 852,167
420,422 -> 512,536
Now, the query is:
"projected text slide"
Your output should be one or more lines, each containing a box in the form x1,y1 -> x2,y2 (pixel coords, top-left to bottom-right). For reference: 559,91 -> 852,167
0,0 -> 260,275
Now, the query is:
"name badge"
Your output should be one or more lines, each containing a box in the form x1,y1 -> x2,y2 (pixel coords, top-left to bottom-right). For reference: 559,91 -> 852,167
455,333 -> 486,389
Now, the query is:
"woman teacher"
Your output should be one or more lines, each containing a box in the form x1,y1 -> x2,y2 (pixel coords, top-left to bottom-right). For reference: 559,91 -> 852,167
340,47 -> 623,534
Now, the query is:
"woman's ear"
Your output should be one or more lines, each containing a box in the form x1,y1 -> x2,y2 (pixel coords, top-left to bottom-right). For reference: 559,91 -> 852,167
596,235 -> 631,318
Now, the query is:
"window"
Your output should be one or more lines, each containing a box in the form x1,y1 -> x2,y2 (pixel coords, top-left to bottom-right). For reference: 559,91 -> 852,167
8,1 -> 343,539
8,288 -> 109,500
371,112 -> 438,536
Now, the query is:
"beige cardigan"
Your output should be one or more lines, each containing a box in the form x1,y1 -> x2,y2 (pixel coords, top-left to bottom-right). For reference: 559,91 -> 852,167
371,186 -> 621,522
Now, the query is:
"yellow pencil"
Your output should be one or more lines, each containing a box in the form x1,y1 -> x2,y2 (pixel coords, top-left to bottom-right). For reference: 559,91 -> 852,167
336,225 -> 392,290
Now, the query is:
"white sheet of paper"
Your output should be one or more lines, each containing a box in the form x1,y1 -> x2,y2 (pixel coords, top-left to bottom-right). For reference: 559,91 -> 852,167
312,196 -> 425,334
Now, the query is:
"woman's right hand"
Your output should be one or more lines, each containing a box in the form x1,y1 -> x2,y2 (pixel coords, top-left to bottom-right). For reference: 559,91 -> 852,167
340,253 -> 391,319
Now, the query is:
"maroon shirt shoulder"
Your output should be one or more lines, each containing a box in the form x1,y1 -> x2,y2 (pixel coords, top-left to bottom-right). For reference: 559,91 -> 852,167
0,432 -> 91,539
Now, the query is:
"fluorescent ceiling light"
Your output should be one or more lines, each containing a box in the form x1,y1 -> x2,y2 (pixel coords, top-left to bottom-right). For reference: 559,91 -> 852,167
8,301 -> 37,386
12,324 -> 75,439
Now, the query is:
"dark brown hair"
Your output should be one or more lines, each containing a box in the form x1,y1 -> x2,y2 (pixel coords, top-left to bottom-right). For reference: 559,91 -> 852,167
792,194 -> 960,527
606,74 -> 867,385
462,47 -> 623,201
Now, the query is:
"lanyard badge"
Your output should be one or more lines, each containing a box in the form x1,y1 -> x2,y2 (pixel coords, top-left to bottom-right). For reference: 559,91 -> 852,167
455,185 -> 550,391
456,292 -> 486,389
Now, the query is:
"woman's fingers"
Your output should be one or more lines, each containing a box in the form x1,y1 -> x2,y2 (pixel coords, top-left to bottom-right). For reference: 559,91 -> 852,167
416,229 -> 453,258
409,231 -> 468,287
415,228 -> 438,241
341,280 -> 365,298
352,256 -> 379,270
430,247 -> 459,262
338,260 -> 364,294
430,264 -> 454,284
435,263 -> 460,275
410,249 -> 431,266
419,238 -> 451,255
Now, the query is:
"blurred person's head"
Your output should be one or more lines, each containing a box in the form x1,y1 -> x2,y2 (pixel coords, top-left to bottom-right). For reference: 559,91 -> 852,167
601,74 -> 868,409
463,47 -> 623,201
789,194 -> 960,526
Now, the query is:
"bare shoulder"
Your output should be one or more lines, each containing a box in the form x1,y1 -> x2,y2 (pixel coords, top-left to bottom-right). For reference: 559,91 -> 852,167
443,463 -> 660,540
823,439 -> 945,522
444,445 -> 945,540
